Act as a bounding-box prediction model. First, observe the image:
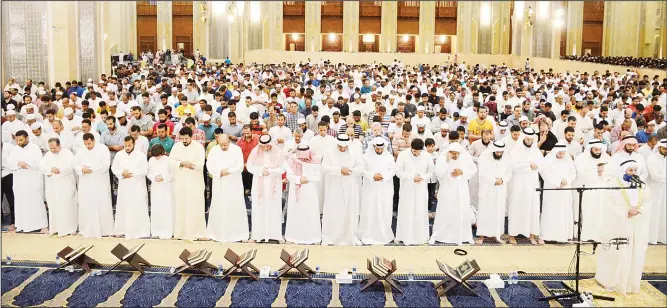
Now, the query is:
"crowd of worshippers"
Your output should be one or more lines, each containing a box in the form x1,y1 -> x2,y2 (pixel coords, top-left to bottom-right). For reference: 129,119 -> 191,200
561,55 -> 667,70
1,59 -> 666,246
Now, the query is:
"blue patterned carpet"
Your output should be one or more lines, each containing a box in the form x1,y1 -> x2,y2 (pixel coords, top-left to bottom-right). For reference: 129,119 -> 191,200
2,264 -> 666,307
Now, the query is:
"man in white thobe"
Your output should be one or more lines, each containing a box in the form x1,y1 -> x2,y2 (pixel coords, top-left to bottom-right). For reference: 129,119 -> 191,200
430,142 -> 477,245
646,139 -> 666,244
467,129 -> 492,210
573,139 -> 612,241
40,138 -> 78,236
284,144 -> 322,244
73,119 -> 101,154
247,134 -> 286,242
169,127 -> 207,241
358,137 -> 396,245
596,160 -> 652,294
609,135 -> 649,182
74,133 -> 114,238
321,134 -> 364,245
111,136 -> 150,239
6,130 -> 47,233
476,141 -> 512,244
539,143 -> 577,243
395,139 -> 435,245
29,123 -> 50,154
309,122 -> 336,213
507,128 -> 545,245
206,134 -> 249,242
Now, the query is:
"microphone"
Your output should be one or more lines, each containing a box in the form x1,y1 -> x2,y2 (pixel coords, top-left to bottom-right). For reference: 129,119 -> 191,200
631,175 -> 645,185
592,242 -> 598,254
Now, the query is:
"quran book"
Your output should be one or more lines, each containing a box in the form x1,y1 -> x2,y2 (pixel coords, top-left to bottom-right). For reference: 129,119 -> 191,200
122,243 -> 145,260
64,245 -> 85,259
443,263 -> 462,282
371,256 -> 388,276
68,245 -> 93,261
187,250 -> 206,263
292,249 -> 309,266
381,257 -> 393,272
189,250 -> 211,265
237,249 -> 257,266
455,260 -> 475,278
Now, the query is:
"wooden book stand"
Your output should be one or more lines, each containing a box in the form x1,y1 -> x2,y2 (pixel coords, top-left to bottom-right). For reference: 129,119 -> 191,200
361,257 -> 402,293
222,248 -> 259,281
106,243 -> 151,274
275,249 -> 314,280
56,245 -> 100,273
434,259 -> 480,297
172,249 -> 217,278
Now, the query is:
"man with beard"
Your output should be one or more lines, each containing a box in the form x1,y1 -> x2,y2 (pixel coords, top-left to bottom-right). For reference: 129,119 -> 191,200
40,138 -> 78,236
358,137 -> 396,245
430,142 -> 476,245
609,135 -> 649,182
467,106 -> 495,143
573,139 -> 612,241
646,139 -> 666,244
476,141 -> 512,244
111,136 -> 150,239
73,119 -> 101,154
206,134 -> 249,243
434,123 -> 451,149
596,159 -> 653,294
153,109 -> 176,136
169,127 -> 207,241
309,121 -> 336,213
411,122 -> 434,142
539,143 -> 577,243
507,128 -> 545,245
6,130 -> 47,233
321,134 -> 364,245
284,144 -> 322,244
563,126 -> 583,158
247,134 -> 286,243
29,122 -> 49,154
394,138 -> 434,245
50,120 -> 75,153
467,129 -> 492,210
74,133 -> 114,238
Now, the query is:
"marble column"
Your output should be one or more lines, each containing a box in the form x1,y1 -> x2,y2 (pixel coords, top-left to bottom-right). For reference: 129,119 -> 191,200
77,1 -> 99,82
245,1 -> 263,51
208,1 -> 230,59
304,1 -> 322,52
418,1 -> 436,53
343,1 -> 359,52
157,1 -> 173,50
491,1 -> 512,55
264,1 -> 283,51
457,1 -> 478,54
1,1 -> 50,85
228,1 -> 245,63
48,1 -> 79,86
565,1 -> 583,56
99,2 -> 136,75
193,1 -> 209,56
641,1 -> 666,58
380,1 -> 397,53
602,1 -> 642,57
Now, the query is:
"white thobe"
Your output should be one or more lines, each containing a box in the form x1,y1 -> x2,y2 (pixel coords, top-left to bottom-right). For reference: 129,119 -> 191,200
285,160 -> 322,244
358,150 -> 396,245
573,152 -> 612,241
40,149 -> 78,236
646,151 -> 666,244
74,144 -> 114,237
206,144 -> 249,242
395,150 -> 435,245
467,140 -> 488,210
596,179 -> 652,294
269,125 -> 293,149
430,155 -> 476,245
309,135 -> 336,213
539,157 -> 576,242
7,143 -> 47,232
147,156 -> 175,239
50,130 -> 75,153
507,144 -> 543,237
112,149 -> 150,239
169,142 -> 207,240
476,155 -> 512,239
247,148 -> 285,242
29,132 -> 50,154
321,147 -> 364,245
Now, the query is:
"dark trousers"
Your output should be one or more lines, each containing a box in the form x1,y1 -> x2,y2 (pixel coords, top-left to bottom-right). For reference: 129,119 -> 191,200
242,170 -> 253,192
109,168 -> 118,207
2,174 -> 15,225
393,176 -> 400,210
204,163 -> 212,212
428,182 -> 437,212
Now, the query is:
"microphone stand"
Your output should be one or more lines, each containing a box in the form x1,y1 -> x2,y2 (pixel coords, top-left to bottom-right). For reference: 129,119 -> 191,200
536,184 -> 637,303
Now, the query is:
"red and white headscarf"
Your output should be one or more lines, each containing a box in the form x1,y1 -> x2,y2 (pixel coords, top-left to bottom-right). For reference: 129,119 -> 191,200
288,144 -> 318,201
248,134 -> 285,200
